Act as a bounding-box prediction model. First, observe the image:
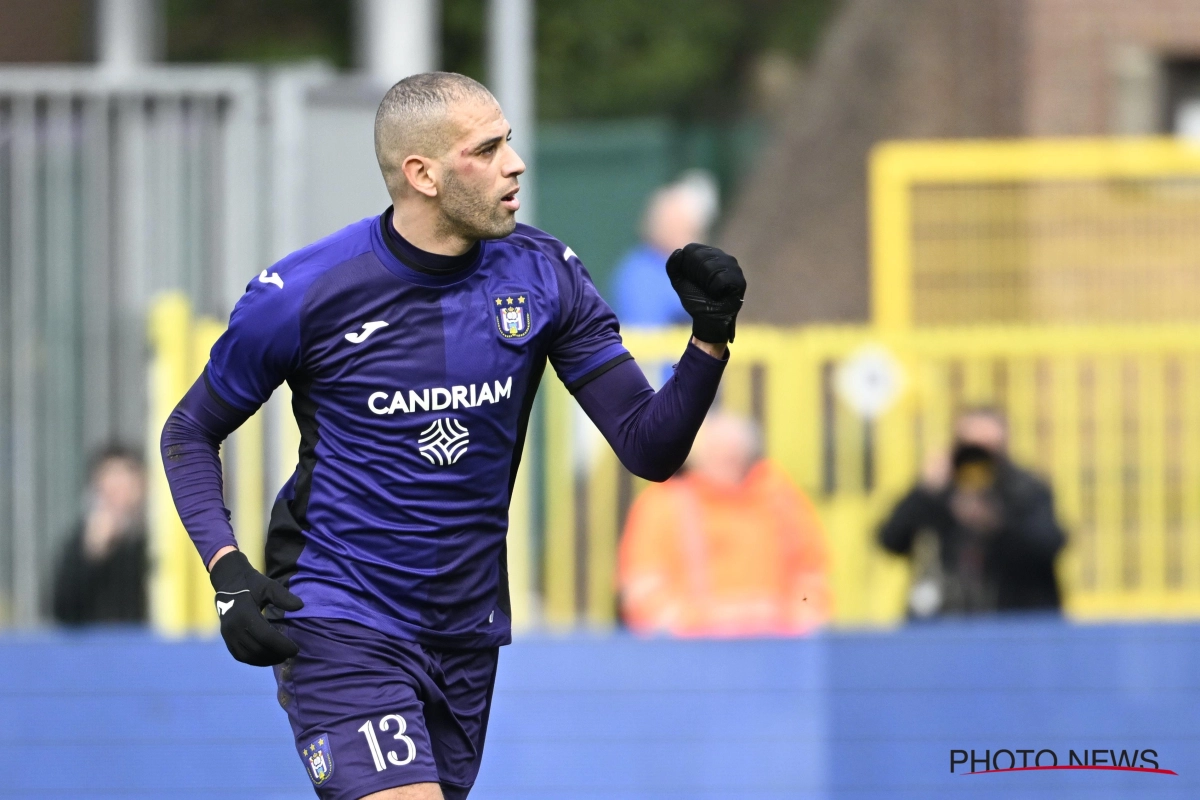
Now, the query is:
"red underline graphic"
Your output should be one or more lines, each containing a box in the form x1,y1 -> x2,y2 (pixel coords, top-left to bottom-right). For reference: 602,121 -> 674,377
965,766 -> 1178,776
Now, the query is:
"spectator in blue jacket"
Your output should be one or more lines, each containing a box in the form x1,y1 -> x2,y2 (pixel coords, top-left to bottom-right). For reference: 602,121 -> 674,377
613,171 -> 719,328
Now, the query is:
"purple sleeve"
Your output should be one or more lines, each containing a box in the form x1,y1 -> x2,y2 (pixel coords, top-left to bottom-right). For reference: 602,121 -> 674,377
206,266 -> 304,412
162,259 -> 306,567
547,250 -> 631,391
160,373 -> 252,567
572,342 -> 727,482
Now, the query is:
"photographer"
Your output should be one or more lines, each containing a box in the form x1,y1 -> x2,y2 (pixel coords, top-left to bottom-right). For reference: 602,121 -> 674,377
878,408 -> 1065,617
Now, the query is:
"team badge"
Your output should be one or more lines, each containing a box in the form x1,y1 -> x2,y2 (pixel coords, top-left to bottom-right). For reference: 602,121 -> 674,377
302,734 -> 334,786
494,292 -> 532,339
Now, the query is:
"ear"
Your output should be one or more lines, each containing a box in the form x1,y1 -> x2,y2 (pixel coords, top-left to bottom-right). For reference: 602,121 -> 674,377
401,155 -> 439,198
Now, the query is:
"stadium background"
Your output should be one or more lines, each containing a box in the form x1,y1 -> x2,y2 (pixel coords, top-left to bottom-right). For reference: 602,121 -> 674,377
4,0 -> 1200,797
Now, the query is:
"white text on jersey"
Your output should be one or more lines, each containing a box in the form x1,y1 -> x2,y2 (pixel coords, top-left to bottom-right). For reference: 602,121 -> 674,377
368,377 -> 512,415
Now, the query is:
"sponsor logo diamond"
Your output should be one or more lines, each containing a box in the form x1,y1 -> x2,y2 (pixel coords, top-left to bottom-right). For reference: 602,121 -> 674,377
418,418 -> 469,465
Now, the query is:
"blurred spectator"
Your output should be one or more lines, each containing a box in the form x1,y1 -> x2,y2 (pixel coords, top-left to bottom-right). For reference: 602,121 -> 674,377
619,412 -> 831,637
52,445 -> 149,625
878,408 -> 1065,618
611,170 -> 719,327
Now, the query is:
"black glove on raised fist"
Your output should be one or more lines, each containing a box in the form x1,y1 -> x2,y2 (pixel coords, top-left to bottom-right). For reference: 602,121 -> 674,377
210,549 -> 304,666
666,243 -> 747,343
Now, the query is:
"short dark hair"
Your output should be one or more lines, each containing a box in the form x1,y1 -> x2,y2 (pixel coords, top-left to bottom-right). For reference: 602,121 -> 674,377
956,405 -> 1007,427
374,71 -> 496,198
87,444 -> 144,482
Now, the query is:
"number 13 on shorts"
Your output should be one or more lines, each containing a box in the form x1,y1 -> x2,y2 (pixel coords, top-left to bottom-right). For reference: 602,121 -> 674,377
358,714 -> 417,771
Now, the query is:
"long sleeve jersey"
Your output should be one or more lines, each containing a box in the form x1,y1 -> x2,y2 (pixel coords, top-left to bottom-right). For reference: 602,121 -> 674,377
162,211 -> 726,648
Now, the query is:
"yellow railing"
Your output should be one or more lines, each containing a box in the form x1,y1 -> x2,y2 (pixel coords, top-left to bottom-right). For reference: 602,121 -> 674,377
871,137 -> 1200,329
147,294 -> 266,635
147,295 -> 1200,631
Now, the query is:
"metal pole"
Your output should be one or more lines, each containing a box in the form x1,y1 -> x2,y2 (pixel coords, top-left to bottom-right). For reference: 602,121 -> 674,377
357,0 -> 440,87
96,0 -> 162,73
487,0 -> 535,224
10,98 -> 39,626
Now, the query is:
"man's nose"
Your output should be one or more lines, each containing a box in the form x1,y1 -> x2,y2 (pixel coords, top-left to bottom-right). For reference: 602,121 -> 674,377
504,148 -> 526,177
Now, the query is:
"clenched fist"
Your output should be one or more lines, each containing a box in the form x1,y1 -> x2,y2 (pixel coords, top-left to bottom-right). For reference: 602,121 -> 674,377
666,243 -> 747,343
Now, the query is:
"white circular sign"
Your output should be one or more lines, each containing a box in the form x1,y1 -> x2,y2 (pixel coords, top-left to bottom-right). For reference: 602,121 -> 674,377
835,344 -> 904,419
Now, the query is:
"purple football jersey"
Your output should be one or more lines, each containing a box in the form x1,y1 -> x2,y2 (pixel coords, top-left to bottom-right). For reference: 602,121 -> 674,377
204,213 -> 628,649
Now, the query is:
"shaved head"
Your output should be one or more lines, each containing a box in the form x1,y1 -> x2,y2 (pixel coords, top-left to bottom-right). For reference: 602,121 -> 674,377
374,71 -> 497,199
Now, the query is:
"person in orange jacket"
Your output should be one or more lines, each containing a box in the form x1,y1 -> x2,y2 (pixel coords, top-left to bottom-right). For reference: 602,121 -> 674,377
619,411 -> 832,637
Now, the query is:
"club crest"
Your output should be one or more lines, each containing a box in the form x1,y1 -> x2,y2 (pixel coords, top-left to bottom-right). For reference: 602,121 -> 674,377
493,292 -> 532,339
302,734 -> 334,786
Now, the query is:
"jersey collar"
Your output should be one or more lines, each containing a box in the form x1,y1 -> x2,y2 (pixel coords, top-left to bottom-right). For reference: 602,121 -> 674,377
370,209 -> 486,287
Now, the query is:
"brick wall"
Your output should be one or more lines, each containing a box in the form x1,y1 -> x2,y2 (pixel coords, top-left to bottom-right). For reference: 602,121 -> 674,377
0,0 -> 91,63
1024,0 -> 1200,135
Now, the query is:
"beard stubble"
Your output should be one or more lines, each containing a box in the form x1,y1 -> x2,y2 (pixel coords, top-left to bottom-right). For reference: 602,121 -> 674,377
437,168 -> 517,242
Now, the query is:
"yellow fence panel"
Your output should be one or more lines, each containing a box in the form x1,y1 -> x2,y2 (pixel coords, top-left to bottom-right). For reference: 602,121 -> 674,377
147,295 -> 224,634
147,294 -> 196,635
147,293 -> 267,634
871,138 -> 1200,329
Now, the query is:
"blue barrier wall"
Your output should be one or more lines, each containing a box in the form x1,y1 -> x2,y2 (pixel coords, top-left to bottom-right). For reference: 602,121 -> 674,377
1,618 -> 1197,799
823,619 -> 1198,800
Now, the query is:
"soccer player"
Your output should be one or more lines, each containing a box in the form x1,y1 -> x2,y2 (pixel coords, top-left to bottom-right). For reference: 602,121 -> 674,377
160,72 -> 745,800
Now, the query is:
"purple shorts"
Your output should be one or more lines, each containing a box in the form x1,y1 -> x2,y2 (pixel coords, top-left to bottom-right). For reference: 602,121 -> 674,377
272,618 -> 499,800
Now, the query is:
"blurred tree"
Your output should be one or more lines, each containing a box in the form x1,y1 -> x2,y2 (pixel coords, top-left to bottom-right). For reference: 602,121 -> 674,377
531,0 -> 835,120
165,0 -> 835,121
165,0 -> 354,67
443,0 -> 487,87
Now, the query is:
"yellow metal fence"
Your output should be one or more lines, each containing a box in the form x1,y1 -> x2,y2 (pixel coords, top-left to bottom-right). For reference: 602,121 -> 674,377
871,137 -> 1200,329
147,295 -> 264,636
147,294 -> 1200,631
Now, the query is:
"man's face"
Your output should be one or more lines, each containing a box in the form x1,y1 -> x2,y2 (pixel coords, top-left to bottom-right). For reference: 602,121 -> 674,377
92,457 -> 145,522
688,415 -> 758,488
647,189 -> 704,254
435,97 -> 525,241
954,412 -> 1007,455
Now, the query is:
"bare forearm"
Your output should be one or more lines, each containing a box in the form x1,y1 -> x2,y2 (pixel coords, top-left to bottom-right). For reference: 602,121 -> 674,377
690,336 -> 727,360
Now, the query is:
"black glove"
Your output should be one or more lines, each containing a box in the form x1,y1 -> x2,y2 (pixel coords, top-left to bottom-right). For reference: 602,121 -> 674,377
209,550 -> 304,666
666,243 -> 747,343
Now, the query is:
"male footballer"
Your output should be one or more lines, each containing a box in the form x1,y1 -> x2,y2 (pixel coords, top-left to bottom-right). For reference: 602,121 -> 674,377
161,72 -> 745,800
